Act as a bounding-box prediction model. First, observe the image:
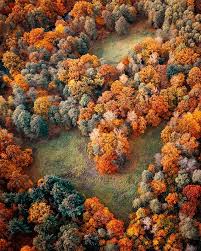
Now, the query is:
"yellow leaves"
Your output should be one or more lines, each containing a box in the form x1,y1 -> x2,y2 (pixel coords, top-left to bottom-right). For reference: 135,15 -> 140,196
161,126 -> 173,144
94,103 -> 105,114
34,96 -> 51,116
139,65 -> 160,86
35,40 -> 54,52
170,73 -> 185,87
174,48 -> 199,65
111,80 -> 124,94
2,51 -> 24,74
68,78 -> 92,99
136,208 -> 147,220
177,109 -> 201,138
55,24 -> 65,33
127,222 -> 144,237
28,201 -> 52,224
139,37 -> 162,60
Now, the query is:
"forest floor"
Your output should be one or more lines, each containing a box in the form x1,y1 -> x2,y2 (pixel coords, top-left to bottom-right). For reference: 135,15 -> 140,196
27,125 -> 163,223
89,20 -> 155,64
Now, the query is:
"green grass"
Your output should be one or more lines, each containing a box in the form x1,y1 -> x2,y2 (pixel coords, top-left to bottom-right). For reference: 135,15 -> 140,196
90,21 -> 155,64
28,125 -> 163,223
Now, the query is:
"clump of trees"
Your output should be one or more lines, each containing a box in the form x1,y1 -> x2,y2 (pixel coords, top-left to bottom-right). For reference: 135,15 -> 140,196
1,174 -> 127,250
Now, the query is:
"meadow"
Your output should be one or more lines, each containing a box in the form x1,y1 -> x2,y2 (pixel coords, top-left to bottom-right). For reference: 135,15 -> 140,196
28,125 -> 163,222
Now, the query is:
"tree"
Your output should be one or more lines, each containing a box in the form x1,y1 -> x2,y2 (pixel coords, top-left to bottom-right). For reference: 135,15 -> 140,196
187,67 -> 201,87
115,16 -> 129,36
84,17 -> 97,40
20,246 -> 35,251
30,114 -> 48,138
28,201 -> 52,224
55,227 -> 82,251
58,193 -> 84,218
102,10 -> 115,31
106,219 -> 124,238
12,105 -> 31,136
8,218 -> 31,235
33,216 -> 60,251
70,1 -> 94,18
34,96 -> 51,117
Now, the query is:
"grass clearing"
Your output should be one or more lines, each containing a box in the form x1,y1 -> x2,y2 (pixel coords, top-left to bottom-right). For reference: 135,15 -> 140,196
27,125 -> 163,223
26,22 -> 160,223
90,21 -> 155,64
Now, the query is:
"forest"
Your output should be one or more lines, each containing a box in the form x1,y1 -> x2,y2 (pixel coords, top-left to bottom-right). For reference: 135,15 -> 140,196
0,0 -> 201,250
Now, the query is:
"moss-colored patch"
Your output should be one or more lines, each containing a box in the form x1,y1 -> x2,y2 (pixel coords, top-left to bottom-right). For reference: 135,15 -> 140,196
27,125 -> 163,224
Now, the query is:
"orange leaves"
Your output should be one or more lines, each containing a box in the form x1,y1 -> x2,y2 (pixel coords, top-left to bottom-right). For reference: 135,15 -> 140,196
20,246 -> 35,251
83,197 -> 124,242
98,80 -> 135,117
127,111 -> 147,137
89,125 -> 130,174
6,145 -> 32,168
146,95 -> 169,126
80,54 -> 100,68
0,128 -> 33,192
165,193 -> 179,206
28,201 -> 52,224
161,143 -> 181,176
176,109 -> 201,139
24,28 -> 44,45
173,48 -> 199,65
177,133 -> 199,153
83,197 -> 114,229
95,153 -> 118,175
151,180 -> 167,195
93,207 -> 114,228
106,219 -> 124,238
135,37 -> 162,62
170,73 -> 185,87
84,197 -> 104,214
146,109 -> 161,127
70,1 -> 94,18
12,74 -> 29,91
181,185 -> 201,217
0,239 -> 9,251
98,64 -> 119,85
139,65 -> 160,86
118,237 -> 133,251
187,67 -> 201,87
58,54 -> 100,83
